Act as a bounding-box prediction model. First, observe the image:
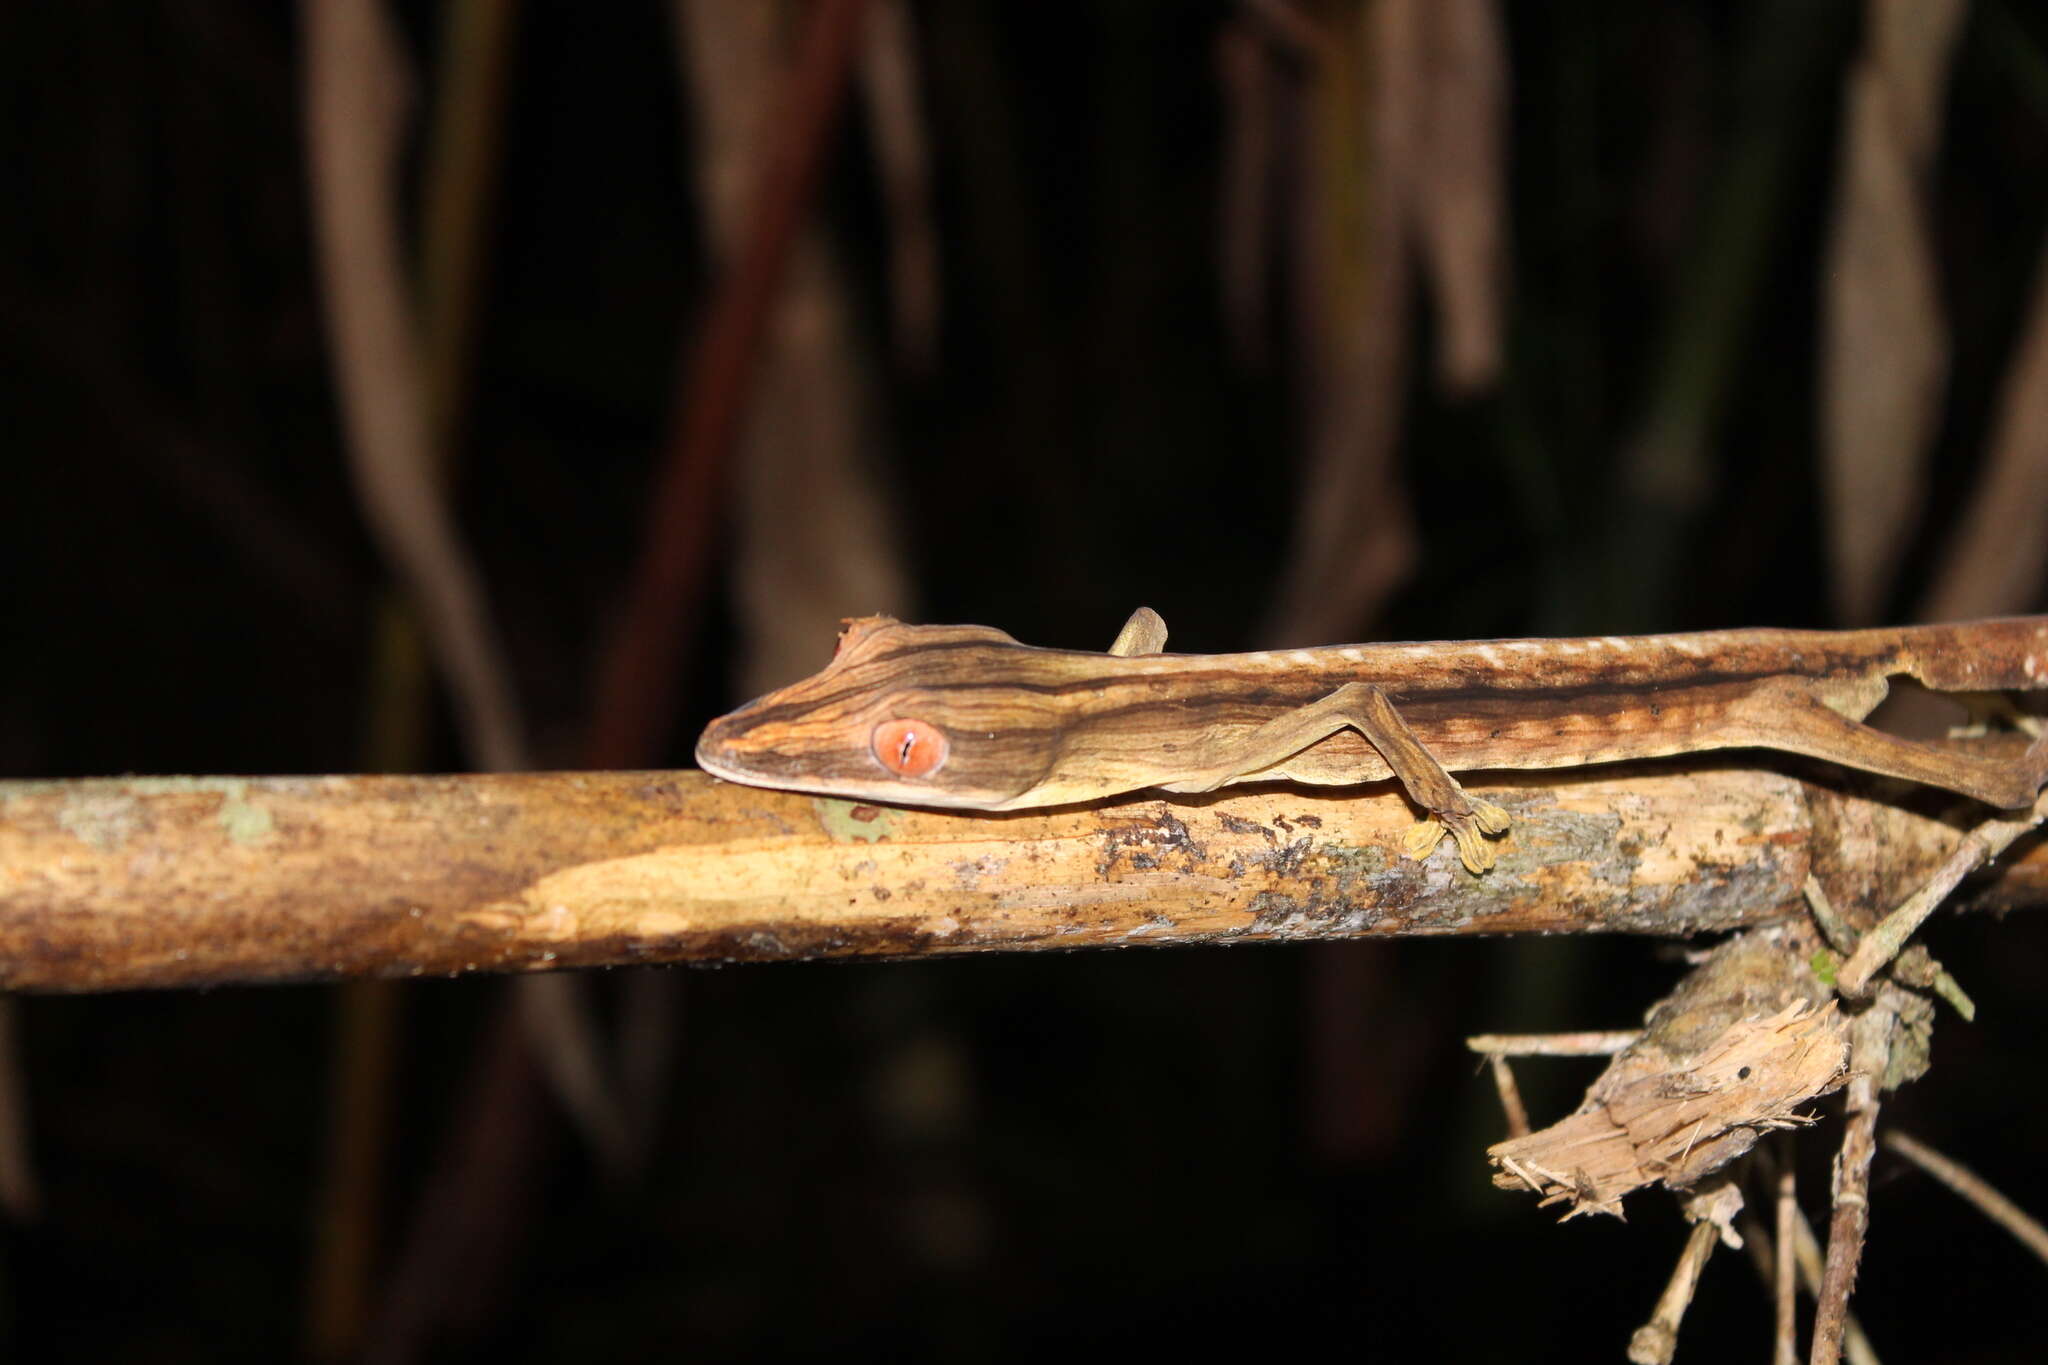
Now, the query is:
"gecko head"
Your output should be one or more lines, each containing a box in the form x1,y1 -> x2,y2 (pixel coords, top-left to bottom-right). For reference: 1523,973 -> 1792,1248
694,616 -> 1064,810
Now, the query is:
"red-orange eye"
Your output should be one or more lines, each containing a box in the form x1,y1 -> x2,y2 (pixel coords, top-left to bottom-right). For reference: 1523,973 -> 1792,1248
871,718 -> 948,778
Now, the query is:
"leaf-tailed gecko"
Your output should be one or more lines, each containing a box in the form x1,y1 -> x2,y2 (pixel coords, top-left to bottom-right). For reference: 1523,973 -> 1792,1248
696,609 -> 2048,872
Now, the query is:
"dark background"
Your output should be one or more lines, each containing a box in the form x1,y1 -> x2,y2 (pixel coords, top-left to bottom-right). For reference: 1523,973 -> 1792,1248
4,1 -> 2048,1360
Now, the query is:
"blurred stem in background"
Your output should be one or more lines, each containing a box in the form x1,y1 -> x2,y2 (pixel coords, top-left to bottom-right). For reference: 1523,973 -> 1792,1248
300,3 -> 609,1361
1609,1 -> 1850,631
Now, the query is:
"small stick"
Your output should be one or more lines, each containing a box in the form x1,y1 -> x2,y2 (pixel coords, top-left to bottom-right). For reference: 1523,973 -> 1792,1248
1802,875 -> 1860,957
1811,1007 -> 1893,1365
1738,1208 -> 1883,1365
1465,1030 -> 1641,1057
1882,1129 -> 2048,1268
1790,1203 -> 1882,1365
1628,1219 -> 1721,1365
1468,1028 -> 1642,1141
1925,970 -> 1976,1022
1776,1152 -> 1800,1365
1810,876 -> 1977,1018
1486,1054 -> 1529,1139
1837,792 -> 2048,998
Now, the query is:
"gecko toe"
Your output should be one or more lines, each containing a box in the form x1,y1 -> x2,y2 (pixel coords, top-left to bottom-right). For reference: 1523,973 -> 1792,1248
1450,820 -> 1499,874
1403,808 -> 1510,873
1445,804 -> 1511,874
1401,817 -> 1446,861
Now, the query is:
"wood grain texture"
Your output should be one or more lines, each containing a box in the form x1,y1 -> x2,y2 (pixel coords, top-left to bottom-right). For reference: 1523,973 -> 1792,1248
2,765 -> 2042,993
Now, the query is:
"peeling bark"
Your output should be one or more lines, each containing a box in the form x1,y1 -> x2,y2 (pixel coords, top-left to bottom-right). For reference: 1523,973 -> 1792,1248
1489,929 -> 1849,1218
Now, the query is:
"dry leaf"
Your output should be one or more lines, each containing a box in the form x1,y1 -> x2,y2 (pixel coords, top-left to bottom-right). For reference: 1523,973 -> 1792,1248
1261,0 -> 1420,647
1216,19 -> 1277,368
859,0 -> 940,372
673,0 -> 915,693
1920,253 -> 2048,620
1411,0 -> 1507,394
1819,0 -> 1966,623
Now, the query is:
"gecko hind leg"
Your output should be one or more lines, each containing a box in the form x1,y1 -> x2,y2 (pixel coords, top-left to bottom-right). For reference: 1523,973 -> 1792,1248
1163,682 -> 1512,873
1735,678 -> 2048,809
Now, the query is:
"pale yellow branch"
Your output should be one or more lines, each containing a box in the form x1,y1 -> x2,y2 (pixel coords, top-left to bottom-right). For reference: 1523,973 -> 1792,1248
3,765 -> 2045,994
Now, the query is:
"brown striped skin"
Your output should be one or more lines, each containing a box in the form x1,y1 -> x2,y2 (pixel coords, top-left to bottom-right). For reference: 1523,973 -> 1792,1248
694,613 -> 2048,812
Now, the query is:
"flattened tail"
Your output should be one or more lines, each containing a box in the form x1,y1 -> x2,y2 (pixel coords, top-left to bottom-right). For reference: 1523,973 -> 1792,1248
1968,733 -> 2048,809
1891,616 -> 2048,693
2027,735 -> 2048,807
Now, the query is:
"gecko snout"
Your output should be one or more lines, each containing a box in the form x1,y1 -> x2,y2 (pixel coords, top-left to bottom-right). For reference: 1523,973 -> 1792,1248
694,705 -> 833,786
692,711 -> 762,781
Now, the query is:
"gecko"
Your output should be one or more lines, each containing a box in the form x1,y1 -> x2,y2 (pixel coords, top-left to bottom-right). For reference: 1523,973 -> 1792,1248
694,609 -> 2048,873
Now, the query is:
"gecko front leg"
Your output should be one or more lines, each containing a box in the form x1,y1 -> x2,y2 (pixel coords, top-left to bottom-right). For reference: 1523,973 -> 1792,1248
1158,682 -> 1512,872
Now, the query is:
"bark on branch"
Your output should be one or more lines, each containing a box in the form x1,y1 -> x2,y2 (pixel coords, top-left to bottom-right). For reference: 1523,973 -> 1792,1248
1,765 -> 2041,992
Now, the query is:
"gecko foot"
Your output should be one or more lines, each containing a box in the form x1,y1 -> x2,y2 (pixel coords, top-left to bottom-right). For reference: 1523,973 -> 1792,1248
1402,801 -> 1512,874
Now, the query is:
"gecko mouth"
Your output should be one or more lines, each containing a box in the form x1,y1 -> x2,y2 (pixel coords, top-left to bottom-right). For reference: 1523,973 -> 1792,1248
692,717 -> 789,785
693,712 -> 876,796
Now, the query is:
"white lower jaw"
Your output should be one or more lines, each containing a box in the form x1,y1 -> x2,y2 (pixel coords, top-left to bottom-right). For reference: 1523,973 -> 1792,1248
697,754 -> 917,806
694,757 -> 1018,812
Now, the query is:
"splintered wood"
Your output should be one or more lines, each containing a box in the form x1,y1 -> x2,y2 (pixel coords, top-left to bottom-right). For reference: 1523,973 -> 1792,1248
1487,931 -> 1850,1218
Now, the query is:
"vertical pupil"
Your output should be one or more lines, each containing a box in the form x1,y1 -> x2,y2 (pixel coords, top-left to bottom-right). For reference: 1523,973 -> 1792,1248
874,718 -> 946,777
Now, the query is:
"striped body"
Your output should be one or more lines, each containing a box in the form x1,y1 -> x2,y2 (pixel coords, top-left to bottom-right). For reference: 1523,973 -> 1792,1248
695,614 -> 2048,813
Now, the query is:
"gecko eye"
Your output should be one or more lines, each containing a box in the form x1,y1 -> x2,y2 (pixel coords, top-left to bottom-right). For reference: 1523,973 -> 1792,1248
872,718 -> 948,778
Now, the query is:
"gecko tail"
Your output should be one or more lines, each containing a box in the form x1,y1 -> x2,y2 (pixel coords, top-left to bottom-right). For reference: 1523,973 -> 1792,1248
1894,617 -> 2048,693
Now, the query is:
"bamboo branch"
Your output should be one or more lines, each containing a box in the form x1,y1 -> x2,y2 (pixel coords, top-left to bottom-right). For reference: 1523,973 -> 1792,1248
4,765 -> 2044,993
